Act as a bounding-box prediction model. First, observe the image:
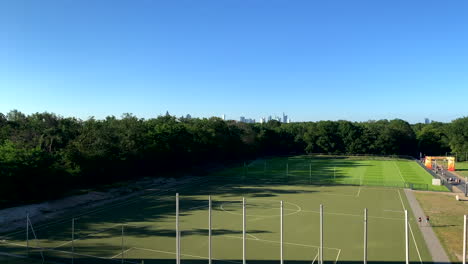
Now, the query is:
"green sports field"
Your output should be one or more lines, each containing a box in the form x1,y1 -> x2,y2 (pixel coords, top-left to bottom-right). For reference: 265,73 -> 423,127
214,156 -> 447,192
0,156 -> 441,264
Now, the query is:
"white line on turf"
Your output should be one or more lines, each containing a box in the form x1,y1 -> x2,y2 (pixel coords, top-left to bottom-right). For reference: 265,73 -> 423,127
335,248 -> 341,264
397,189 -> 423,264
393,161 -> 407,183
52,223 -> 122,249
311,250 -> 319,264
384,209 -> 404,213
247,233 -> 259,240
188,205 -> 208,210
133,247 -> 242,264
223,234 -> 341,250
4,177 -> 209,238
356,187 -> 361,197
0,252 -> 28,259
295,209 -> 403,221
0,240 -> 140,264
111,247 -> 134,259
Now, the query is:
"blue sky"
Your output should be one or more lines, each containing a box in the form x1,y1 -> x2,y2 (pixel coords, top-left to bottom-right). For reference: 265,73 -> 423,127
1,0 -> 467,123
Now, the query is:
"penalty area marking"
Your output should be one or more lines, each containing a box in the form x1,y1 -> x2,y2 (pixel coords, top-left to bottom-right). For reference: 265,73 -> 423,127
52,223 -> 122,249
111,247 -> 134,259
222,235 -> 342,264
133,247 -> 242,264
247,233 -> 260,240
223,234 -> 341,250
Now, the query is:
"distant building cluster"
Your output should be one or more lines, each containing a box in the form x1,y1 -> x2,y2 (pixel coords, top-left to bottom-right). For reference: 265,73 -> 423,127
240,116 -> 256,123
425,118 -> 431,124
239,113 -> 291,124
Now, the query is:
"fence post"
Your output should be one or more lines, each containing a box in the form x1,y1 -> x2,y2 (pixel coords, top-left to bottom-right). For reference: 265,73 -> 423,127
72,218 -> 75,264
364,208 -> 367,264
320,204 -> 324,264
208,196 -> 212,264
121,224 -> 124,264
26,213 -> 29,257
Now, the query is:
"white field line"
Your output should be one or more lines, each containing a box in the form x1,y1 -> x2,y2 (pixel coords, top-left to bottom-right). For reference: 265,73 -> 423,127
188,205 -> 208,210
384,209 -> 404,213
0,252 -> 28,259
359,186 -> 401,191
110,247 -> 134,259
290,209 -> 403,221
311,250 -> 319,264
0,240 -> 140,264
247,233 -> 259,240
335,248 -> 341,264
52,223 -> 121,249
4,177 -> 209,238
393,161 -> 407,183
397,189 -> 423,264
134,247 -> 242,264
248,217 -> 266,222
223,234 -> 341,251
356,187 -> 362,197
318,193 -> 356,197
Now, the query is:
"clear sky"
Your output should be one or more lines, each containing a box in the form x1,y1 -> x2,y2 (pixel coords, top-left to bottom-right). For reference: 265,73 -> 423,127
1,0 -> 467,123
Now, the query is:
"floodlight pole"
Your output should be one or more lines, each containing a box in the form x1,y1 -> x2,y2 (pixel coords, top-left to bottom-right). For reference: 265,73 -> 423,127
26,213 -> 29,257
464,215 -> 467,264
176,193 -> 180,264
72,218 -> 75,264
405,210 -> 409,264
320,204 -> 324,264
243,197 -> 246,264
280,201 -> 284,264
121,224 -> 124,264
178,231 -> 181,264
364,208 -> 367,264
209,196 -> 212,264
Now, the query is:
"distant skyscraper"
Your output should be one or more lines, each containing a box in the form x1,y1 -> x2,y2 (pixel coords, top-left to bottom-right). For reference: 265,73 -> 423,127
186,114 -> 191,119
222,114 -> 225,120
268,115 -> 272,121
282,113 -> 288,123
425,118 -> 430,124
240,116 -> 245,122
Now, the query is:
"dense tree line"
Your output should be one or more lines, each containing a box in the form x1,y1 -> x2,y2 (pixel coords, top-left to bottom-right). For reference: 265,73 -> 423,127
0,110 -> 467,207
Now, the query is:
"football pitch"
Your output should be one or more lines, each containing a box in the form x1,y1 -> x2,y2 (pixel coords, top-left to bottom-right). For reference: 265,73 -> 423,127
215,156 -> 447,192
0,156 -> 441,264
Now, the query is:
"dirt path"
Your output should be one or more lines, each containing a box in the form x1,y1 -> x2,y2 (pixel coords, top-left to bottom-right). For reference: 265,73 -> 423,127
404,189 -> 451,264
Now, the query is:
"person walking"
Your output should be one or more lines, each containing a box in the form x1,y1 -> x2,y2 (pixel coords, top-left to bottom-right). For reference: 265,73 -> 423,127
418,217 -> 422,226
426,216 -> 430,226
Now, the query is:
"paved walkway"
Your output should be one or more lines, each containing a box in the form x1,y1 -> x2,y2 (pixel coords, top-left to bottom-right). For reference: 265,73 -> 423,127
404,189 -> 451,264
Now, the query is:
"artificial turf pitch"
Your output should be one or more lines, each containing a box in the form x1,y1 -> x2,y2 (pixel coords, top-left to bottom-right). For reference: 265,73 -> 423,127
0,156 -> 441,264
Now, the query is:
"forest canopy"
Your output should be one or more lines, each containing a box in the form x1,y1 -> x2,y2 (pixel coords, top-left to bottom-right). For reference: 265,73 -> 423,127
1,110 -> 466,207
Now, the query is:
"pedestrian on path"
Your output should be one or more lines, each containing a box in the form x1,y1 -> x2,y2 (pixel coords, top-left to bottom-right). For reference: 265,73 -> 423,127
426,216 -> 430,226
418,217 -> 422,226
